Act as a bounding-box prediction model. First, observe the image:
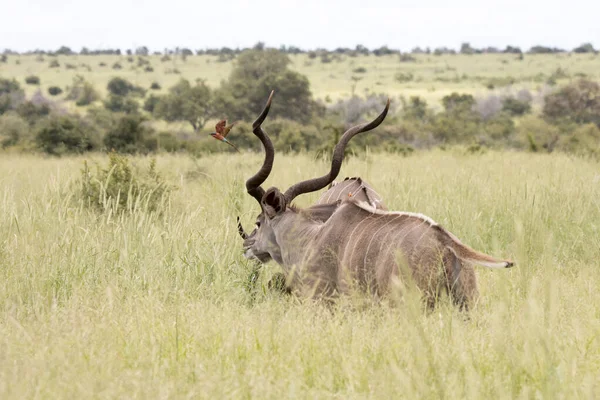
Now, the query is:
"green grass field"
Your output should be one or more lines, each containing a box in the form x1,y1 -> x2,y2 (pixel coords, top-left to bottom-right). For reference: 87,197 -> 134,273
1,150 -> 599,398
2,53 -> 600,106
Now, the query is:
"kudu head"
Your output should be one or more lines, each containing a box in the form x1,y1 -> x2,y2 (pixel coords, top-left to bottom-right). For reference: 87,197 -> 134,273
241,91 -> 390,264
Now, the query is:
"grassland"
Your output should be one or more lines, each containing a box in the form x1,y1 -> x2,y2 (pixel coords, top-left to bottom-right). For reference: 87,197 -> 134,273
1,150 -> 599,398
2,53 -> 599,107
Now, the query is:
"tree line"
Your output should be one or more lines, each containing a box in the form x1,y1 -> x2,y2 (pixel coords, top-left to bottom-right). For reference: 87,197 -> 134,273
2,41 -> 597,57
1,48 -> 599,157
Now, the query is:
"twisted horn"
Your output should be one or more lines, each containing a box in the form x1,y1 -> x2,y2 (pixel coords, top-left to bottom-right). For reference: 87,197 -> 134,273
283,98 -> 390,203
245,90 -> 275,203
237,216 -> 248,239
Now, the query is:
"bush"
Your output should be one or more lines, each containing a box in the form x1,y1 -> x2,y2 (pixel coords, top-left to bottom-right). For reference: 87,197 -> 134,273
557,123 -> 600,156
261,118 -> 320,152
103,114 -> 155,153
150,82 -> 161,90
103,94 -> 140,114
502,97 -> 531,116
66,75 -> 99,106
394,72 -> 414,83
399,54 -> 417,62
156,132 -> 183,152
144,66 -> 154,72
107,77 -> 145,97
543,79 -> 600,126
49,59 -> 60,68
0,55 -> 7,63
36,114 -> 100,154
77,152 -> 173,213
0,112 -> 30,148
25,75 -> 40,85
48,86 -> 63,96
515,115 -> 561,152
16,100 -> 51,125
143,94 -> 160,113
0,78 -> 25,115
352,67 -> 367,73
112,62 -> 122,70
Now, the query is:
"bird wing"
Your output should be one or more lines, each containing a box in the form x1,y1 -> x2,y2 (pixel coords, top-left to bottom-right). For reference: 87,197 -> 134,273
223,122 -> 236,138
215,119 -> 226,135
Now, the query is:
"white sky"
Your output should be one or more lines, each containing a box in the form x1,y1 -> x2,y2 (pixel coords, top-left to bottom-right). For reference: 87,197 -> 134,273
2,0 -> 598,52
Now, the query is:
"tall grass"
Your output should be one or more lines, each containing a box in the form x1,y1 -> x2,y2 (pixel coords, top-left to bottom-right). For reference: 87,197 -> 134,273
1,151 -> 599,398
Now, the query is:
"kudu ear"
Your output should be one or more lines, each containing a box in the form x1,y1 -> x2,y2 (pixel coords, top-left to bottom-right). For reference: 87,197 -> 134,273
261,187 -> 287,218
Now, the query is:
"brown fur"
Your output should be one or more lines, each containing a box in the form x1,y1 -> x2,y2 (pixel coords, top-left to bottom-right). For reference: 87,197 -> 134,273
245,190 -> 513,310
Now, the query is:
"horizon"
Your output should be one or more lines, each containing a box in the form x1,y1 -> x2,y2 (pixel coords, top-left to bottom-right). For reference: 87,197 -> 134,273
3,0 -> 599,53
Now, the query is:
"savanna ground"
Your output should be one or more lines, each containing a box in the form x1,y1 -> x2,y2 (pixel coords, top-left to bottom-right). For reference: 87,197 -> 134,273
4,52 -> 600,106
1,150 -> 599,398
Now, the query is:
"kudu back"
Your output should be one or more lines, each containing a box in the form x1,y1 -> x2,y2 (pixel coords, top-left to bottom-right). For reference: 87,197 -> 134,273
240,91 -> 513,310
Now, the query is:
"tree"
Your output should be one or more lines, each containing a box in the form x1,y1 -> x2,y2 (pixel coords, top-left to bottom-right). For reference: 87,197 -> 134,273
0,78 -> 25,115
213,49 -> 318,124
153,79 -> 212,131
573,43 -> 596,53
442,93 -> 476,113
103,95 -> 140,114
36,115 -> 99,154
107,77 -> 145,97
135,46 -> 149,56
65,75 -> 99,106
55,46 -> 74,55
103,114 -> 154,153
460,42 -> 475,54
543,79 -> 600,126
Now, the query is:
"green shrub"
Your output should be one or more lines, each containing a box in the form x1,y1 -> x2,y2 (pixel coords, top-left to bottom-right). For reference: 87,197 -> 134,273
25,75 -> 40,85
143,94 -> 160,113
48,86 -> 63,96
49,59 -> 60,68
0,78 -> 25,115
543,79 -> 600,126
66,75 -> 99,106
103,114 -> 155,153
107,77 -> 145,97
395,72 -> 414,83
112,62 -> 122,70
0,112 -> 30,148
35,114 -> 100,154
156,132 -> 183,152
352,67 -> 367,73
16,101 -> 51,125
557,123 -> 600,156
150,82 -> 161,90
515,115 -> 561,152
77,152 -> 173,213
502,97 -> 531,116
103,94 -> 140,114
399,54 -> 417,62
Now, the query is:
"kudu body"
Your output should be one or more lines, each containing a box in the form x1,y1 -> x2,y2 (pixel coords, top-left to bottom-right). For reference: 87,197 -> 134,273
241,91 -> 512,309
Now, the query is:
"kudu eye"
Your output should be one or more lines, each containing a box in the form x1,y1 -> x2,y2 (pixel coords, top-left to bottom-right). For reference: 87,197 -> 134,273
255,221 -> 261,229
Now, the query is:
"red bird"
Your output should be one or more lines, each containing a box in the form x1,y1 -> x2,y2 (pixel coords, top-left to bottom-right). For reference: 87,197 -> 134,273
210,119 -> 239,152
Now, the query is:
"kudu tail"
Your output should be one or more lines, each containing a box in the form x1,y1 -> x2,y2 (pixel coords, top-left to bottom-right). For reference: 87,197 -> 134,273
438,227 -> 514,269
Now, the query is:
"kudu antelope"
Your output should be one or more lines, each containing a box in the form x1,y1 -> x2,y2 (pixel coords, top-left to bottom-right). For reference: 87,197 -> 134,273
240,92 -> 513,309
